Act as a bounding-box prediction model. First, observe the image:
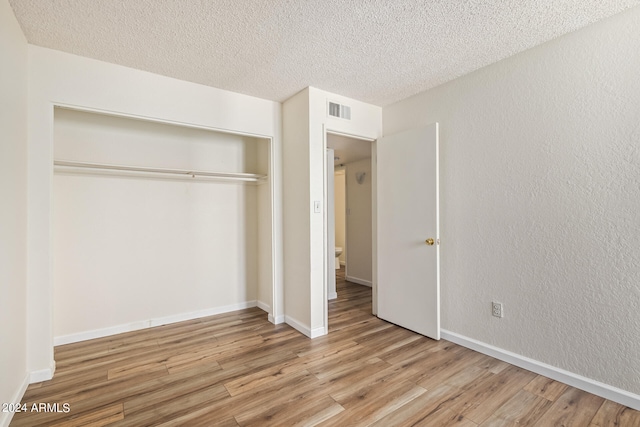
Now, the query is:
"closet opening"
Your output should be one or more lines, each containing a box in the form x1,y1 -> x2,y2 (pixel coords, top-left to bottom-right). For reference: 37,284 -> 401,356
52,106 -> 276,345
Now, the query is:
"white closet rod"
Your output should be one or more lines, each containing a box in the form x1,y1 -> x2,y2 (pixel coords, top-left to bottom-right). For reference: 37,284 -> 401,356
53,160 -> 267,182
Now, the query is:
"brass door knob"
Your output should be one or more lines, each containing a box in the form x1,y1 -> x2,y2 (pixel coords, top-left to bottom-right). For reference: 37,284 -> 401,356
425,238 -> 435,246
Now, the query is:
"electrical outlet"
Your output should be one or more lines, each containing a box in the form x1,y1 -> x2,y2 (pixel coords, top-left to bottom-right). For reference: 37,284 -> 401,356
492,302 -> 503,318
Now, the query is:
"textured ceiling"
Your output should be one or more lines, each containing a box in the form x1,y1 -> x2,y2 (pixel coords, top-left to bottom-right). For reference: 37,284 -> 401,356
8,0 -> 640,106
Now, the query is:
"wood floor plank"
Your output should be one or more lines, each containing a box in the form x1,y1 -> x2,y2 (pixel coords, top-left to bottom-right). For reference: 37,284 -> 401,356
316,357 -> 392,396
22,369 -> 108,402
11,268 -> 637,427
158,415 -> 240,427
327,359 -> 423,403
114,384 -> 229,426
49,403 -> 124,427
221,370 -> 326,424
415,347 -> 490,390
320,380 -> 427,426
523,374 -> 569,401
413,407 -> 479,427
122,370 -> 230,414
535,387 -> 605,427
369,383 -> 462,427
222,356 -> 308,396
153,370 -> 322,426
11,364 -> 224,426
17,367 -> 169,417
479,389 -> 553,426
439,365 -> 537,424
218,348 -> 299,372
377,334 -> 440,363
589,399 -> 640,427
106,355 -> 169,380
238,395 -> 343,427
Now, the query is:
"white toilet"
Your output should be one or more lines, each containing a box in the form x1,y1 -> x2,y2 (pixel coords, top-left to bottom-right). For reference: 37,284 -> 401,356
335,247 -> 343,270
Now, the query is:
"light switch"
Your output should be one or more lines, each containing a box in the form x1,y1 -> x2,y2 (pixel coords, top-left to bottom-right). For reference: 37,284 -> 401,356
313,201 -> 321,213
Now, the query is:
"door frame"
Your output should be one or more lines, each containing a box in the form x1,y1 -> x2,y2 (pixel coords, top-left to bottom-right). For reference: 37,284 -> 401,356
323,127 -> 378,326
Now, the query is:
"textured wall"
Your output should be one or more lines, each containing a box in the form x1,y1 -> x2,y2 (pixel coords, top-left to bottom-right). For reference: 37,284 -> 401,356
383,7 -> 640,395
0,0 -> 28,424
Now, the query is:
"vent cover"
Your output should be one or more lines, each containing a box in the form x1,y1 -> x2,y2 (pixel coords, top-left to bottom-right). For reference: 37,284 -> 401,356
328,101 -> 351,120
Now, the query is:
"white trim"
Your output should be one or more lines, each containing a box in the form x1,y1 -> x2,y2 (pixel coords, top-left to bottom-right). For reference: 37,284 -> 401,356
328,291 -> 338,300
268,133 -> 283,334
322,125 -> 329,342
441,329 -> 640,411
346,275 -> 372,287
285,315 -> 327,339
29,362 -> 55,383
270,314 -> 285,324
340,260 -> 346,266
0,373 -> 30,427
256,300 -> 271,314
310,326 -> 328,338
326,129 -> 376,142
285,315 -> 312,337
54,301 -> 259,346
54,103 -> 273,140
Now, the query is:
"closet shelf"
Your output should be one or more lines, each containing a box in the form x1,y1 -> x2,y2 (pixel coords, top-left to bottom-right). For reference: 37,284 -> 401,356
53,160 -> 267,182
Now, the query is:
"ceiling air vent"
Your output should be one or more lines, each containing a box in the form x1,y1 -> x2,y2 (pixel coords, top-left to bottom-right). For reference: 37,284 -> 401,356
328,101 -> 351,120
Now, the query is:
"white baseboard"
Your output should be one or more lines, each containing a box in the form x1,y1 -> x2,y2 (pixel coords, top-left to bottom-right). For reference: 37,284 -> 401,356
256,300 -> 271,314
285,315 -> 311,337
285,316 -> 327,339
269,314 -> 285,324
54,301 -> 259,346
0,373 -> 30,427
441,329 -> 640,412
29,361 -> 55,383
346,275 -> 372,287
310,326 -> 328,338
340,260 -> 346,266
328,291 -> 338,300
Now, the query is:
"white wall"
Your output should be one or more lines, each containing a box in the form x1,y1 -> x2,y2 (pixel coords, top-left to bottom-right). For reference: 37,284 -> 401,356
383,6 -> 640,398
345,158 -> 372,285
0,2 -> 29,425
334,169 -> 346,264
282,89 -> 311,332
27,46 -> 282,379
52,108 -> 266,341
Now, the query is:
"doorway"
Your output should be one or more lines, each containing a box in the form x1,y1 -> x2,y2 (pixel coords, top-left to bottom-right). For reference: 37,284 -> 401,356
325,132 -> 374,322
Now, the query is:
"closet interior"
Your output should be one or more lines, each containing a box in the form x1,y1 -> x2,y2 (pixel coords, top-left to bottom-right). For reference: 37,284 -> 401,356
52,107 -> 273,342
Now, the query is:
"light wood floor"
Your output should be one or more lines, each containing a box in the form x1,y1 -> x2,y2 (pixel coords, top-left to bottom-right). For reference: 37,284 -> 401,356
11,269 -> 640,426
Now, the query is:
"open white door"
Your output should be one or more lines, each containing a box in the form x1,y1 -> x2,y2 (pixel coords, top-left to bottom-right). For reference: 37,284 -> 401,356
377,123 -> 440,339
